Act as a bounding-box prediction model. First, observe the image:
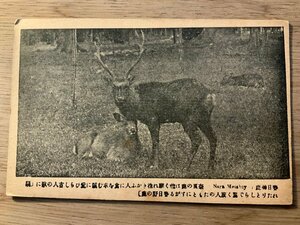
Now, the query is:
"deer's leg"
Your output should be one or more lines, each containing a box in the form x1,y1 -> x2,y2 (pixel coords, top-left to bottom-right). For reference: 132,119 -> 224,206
182,121 -> 202,154
182,121 -> 202,170
148,122 -> 160,168
197,117 -> 217,170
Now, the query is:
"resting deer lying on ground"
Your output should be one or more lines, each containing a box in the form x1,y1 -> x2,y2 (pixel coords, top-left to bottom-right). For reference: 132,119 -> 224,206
93,30 -> 217,169
73,112 -> 140,162
221,73 -> 265,88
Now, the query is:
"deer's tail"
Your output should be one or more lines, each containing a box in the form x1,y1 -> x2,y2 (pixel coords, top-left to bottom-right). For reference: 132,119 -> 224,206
204,93 -> 216,112
206,93 -> 216,107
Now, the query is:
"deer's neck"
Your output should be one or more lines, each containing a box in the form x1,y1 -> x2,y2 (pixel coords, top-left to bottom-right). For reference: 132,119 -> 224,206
115,86 -> 140,116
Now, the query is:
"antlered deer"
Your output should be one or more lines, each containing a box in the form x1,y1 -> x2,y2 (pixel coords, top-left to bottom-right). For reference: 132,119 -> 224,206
73,112 -> 140,162
94,30 -> 217,169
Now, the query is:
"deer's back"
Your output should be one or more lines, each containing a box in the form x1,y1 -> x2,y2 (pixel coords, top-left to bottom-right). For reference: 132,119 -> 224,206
130,78 -> 212,123
94,124 -> 131,149
91,124 -> 138,160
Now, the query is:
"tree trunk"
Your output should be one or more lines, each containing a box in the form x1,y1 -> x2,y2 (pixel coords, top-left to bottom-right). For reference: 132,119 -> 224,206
55,30 -> 73,53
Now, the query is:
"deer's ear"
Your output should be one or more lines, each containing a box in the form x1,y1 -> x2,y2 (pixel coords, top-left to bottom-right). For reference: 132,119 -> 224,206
113,112 -> 124,122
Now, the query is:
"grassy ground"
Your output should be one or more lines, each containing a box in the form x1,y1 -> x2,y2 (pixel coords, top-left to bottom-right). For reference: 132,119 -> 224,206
16,29 -> 289,178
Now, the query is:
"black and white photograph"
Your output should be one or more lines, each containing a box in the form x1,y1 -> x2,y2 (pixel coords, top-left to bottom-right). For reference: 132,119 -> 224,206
6,19 -> 292,204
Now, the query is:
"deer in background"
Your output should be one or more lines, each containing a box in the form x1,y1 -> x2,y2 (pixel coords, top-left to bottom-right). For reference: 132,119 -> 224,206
221,73 -> 265,88
93,30 -> 217,169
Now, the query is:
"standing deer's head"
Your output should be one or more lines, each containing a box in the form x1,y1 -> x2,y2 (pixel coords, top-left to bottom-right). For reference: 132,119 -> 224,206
94,30 -> 145,104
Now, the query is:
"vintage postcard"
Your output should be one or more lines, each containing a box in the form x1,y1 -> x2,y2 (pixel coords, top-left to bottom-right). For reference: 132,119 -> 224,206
7,19 -> 292,204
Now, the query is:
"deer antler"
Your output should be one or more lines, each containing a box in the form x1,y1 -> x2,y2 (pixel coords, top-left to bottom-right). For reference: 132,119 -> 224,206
125,30 -> 146,78
93,42 -> 115,78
